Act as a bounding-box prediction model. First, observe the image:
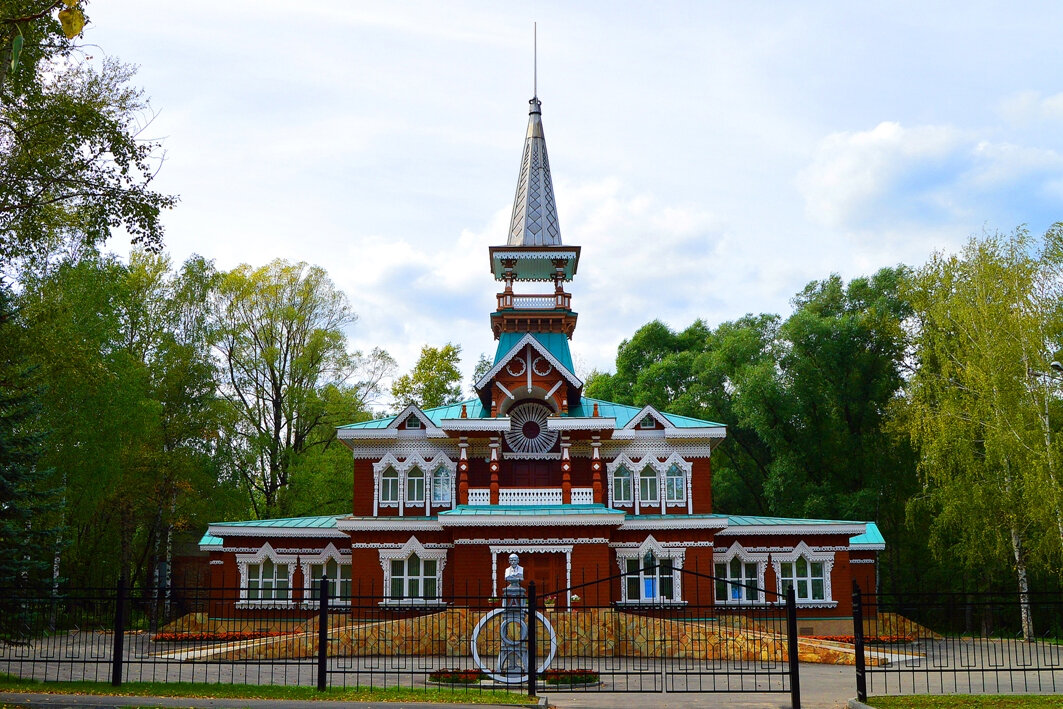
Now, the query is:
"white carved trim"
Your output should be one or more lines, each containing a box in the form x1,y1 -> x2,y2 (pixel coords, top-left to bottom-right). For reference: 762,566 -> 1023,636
546,417 -> 618,431
453,537 -> 608,545
618,516 -> 728,530
850,558 -> 877,564
336,518 -> 443,531
234,543 -> 297,604
620,405 -> 675,431
438,512 -> 624,527
712,542 -> 769,605
378,536 -> 448,600
717,523 -> 866,536
772,542 -> 836,604
614,536 -> 686,603
209,559 -> 224,565
207,525 -> 346,539
439,418 -> 511,431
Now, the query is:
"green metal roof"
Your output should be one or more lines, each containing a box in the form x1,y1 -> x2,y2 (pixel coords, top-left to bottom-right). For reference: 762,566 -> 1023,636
210,514 -> 342,529
199,532 -> 222,546
494,332 -> 575,373
849,521 -> 885,548
725,514 -> 861,527
338,398 -> 489,430
440,504 -> 623,517
569,397 -> 724,429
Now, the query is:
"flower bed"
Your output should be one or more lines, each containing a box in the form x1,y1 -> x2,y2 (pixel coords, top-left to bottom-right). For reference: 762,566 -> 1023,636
152,631 -> 295,643
428,668 -> 485,684
544,668 -> 600,685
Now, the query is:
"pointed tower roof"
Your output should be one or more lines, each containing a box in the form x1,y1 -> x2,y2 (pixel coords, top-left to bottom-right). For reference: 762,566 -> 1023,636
508,96 -> 561,246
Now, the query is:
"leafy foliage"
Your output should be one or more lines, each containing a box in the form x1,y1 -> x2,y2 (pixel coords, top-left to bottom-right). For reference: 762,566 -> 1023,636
392,343 -> 463,410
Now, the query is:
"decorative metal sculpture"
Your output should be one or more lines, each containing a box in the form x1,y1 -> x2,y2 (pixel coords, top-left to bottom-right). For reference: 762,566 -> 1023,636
470,553 -> 557,684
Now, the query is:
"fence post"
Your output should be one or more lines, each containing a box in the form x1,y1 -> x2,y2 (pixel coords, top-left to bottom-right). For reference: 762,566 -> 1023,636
786,586 -> 801,709
317,576 -> 329,692
527,581 -> 538,698
852,581 -> 867,703
111,576 -> 126,687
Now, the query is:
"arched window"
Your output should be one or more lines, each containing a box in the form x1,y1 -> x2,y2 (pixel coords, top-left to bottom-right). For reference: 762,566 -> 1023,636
665,464 -> 685,503
380,468 -> 399,505
431,466 -> 452,505
612,465 -> 632,505
407,467 -> 425,504
639,467 -> 659,504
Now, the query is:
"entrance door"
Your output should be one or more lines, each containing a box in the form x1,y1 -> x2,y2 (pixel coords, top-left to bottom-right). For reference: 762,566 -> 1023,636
497,552 -> 565,596
509,461 -> 551,487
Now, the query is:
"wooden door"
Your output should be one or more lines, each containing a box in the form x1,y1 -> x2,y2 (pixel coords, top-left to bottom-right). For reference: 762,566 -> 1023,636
496,552 -> 566,596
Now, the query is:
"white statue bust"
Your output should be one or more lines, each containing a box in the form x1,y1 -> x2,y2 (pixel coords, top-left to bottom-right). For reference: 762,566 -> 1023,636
504,553 -> 524,584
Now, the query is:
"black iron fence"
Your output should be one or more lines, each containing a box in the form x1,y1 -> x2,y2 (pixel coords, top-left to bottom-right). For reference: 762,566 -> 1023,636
0,569 -> 802,707
852,583 -> 1063,701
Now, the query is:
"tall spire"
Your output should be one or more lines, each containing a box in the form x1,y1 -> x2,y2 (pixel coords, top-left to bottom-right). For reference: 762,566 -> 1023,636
507,97 -> 561,246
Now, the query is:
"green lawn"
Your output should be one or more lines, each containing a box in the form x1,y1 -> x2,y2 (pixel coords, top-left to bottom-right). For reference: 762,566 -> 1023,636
0,676 -> 537,705
868,696 -> 1063,708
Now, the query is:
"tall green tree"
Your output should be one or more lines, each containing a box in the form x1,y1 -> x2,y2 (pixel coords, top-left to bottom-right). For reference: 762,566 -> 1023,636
392,343 -> 463,410
900,226 -> 1063,636
0,282 -> 59,593
213,259 -> 392,519
1,1 -> 174,272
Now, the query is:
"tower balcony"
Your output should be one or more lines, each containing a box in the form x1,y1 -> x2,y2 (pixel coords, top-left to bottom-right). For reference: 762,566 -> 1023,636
496,291 -> 572,311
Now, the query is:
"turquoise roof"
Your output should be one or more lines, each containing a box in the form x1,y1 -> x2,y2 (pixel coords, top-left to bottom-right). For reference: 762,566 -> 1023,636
338,398 -> 489,430
210,514 -> 342,529
440,504 -> 623,517
725,514 -> 861,527
199,532 -> 222,546
849,521 -> 885,548
570,397 -> 724,429
494,332 -> 575,373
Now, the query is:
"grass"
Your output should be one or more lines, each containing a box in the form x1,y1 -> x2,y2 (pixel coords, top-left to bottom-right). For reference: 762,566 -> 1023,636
0,675 -> 537,705
868,696 -> 1063,708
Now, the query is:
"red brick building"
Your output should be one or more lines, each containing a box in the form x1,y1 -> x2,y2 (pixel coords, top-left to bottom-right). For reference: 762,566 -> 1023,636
201,94 -> 882,630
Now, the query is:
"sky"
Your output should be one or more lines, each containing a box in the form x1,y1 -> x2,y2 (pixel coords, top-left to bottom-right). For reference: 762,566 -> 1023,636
86,1 -> 1063,403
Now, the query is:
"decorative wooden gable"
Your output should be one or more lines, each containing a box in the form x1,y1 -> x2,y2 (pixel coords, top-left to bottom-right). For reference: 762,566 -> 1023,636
475,333 -> 582,418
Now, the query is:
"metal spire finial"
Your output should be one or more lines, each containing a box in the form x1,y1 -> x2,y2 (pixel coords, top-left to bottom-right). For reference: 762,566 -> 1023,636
533,22 -> 537,99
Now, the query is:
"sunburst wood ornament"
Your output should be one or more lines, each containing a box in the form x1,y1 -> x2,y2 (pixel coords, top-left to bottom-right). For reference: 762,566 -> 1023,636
504,402 -> 558,454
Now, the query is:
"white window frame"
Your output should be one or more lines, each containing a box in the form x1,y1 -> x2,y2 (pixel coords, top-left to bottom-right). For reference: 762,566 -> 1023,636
639,415 -> 656,429
431,465 -> 453,506
235,543 -> 295,608
638,466 -> 659,506
373,453 -> 455,516
772,542 -> 836,607
406,466 -> 425,504
615,536 -> 685,605
664,464 -> 685,504
611,464 -> 632,505
380,467 -> 399,506
406,415 -> 421,429
378,537 -> 448,606
713,542 -> 768,604
301,543 -> 352,606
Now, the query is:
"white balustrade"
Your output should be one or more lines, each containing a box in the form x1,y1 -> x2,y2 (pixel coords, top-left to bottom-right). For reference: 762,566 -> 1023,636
498,488 -> 563,505
512,295 -> 556,310
467,488 -> 490,505
571,487 -> 594,504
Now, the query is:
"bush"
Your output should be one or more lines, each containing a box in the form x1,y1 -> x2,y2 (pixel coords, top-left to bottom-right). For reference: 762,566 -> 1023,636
544,669 -> 599,685
428,668 -> 484,684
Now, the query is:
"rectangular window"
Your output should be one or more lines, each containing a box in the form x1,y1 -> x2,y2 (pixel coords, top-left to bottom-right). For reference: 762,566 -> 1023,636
246,560 -> 289,601
625,554 -> 676,602
665,467 -> 685,502
432,469 -> 451,504
715,559 -> 760,602
612,468 -> 632,504
639,469 -> 659,503
780,557 -> 826,602
381,470 -> 399,503
388,554 -> 439,601
407,470 -> 425,504
309,559 -> 352,602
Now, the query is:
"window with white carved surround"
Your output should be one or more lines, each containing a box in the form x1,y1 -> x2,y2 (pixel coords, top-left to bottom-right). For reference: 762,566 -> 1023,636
612,465 -> 632,505
301,543 -> 351,605
373,453 -> 456,516
407,467 -> 425,505
608,453 -> 692,514
615,536 -> 685,605
713,542 -> 768,604
235,543 -> 295,608
431,466 -> 452,506
772,542 -> 837,607
379,537 -> 448,605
